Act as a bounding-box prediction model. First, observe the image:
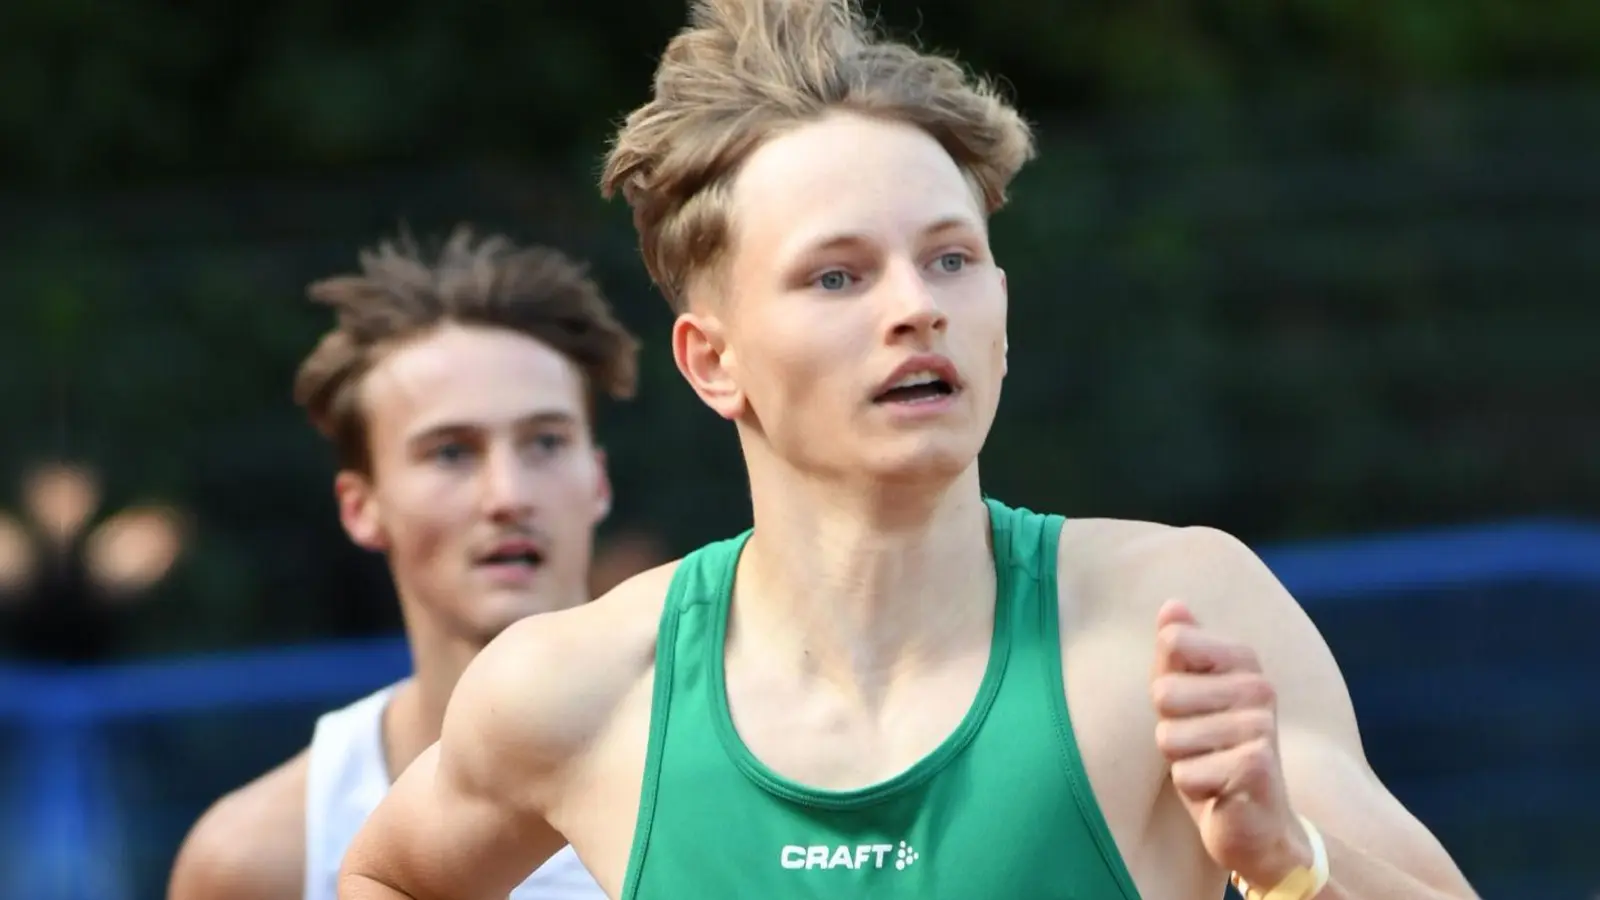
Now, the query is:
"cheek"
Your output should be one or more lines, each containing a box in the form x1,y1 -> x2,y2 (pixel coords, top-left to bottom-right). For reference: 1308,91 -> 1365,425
549,462 -> 600,509
954,286 -> 1007,378
538,470 -> 603,568
382,483 -> 471,568
744,325 -> 857,415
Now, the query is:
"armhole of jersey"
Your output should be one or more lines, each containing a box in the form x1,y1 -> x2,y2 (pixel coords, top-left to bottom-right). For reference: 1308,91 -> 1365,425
1037,513 -> 1145,900
300,687 -> 396,900
302,714 -> 334,900
618,560 -> 691,900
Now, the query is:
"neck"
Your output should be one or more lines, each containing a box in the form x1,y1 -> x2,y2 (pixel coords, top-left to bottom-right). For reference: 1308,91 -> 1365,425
380,616 -> 484,781
735,460 -> 995,693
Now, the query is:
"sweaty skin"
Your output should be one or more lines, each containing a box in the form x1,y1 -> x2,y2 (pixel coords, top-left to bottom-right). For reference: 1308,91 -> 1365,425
339,115 -> 1477,900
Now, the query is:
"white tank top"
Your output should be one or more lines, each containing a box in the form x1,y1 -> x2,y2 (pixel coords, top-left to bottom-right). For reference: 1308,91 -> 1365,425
302,684 -> 606,900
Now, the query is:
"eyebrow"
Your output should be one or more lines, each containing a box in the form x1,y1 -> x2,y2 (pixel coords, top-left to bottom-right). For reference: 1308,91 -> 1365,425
404,410 -> 579,447
796,215 -> 984,256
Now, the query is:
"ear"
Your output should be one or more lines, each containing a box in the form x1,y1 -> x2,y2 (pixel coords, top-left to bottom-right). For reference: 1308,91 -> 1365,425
591,447 -> 613,525
672,312 -> 744,420
334,470 -> 387,551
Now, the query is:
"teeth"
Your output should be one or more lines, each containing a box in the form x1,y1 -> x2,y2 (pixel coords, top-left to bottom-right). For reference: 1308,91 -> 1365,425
889,370 -> 943,390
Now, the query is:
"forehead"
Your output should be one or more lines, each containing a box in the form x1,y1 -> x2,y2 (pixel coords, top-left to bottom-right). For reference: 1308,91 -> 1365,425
360,324 -> 586,441
728,113 -> 985,265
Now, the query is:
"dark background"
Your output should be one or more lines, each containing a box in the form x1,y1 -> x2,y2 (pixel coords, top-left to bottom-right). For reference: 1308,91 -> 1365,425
0,1 -> 1595,898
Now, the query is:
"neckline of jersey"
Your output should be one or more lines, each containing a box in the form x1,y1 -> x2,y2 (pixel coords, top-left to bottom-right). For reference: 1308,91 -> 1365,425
704,497 -> 1018,811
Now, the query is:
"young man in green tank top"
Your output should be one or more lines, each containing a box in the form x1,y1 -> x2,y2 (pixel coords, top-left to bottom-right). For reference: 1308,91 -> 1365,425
338,2 -> 1480,899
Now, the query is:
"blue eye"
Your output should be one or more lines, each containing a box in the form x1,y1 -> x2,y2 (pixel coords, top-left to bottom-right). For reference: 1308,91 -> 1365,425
935,252 -> 967,273
430,443 -> 470,464
815,270 -> 854,291
533,433 -> 569,455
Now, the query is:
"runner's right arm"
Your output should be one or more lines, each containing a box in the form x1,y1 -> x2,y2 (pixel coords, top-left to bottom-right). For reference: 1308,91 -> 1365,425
336,614 -> 598,900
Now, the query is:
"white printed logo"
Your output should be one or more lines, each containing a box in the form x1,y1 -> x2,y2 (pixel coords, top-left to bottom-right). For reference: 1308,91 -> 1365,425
779,841 -> 922,871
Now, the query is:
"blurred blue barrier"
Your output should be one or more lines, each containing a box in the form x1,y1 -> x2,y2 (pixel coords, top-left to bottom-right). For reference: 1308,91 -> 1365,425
2,517 -> 1598,900
0,637 -> 414,720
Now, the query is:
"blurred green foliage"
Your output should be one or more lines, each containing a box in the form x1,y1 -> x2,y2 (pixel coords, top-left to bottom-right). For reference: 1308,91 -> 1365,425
1,7 -> 1594,892
4,0 -> 1600,182
0,0 -> 1595,657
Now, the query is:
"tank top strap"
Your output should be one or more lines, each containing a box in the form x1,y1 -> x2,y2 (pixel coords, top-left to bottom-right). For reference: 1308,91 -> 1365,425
982,496 -> 1064,584
983,496 -> 1065,647
623,531 -> 752,899
302,684 -> 397,900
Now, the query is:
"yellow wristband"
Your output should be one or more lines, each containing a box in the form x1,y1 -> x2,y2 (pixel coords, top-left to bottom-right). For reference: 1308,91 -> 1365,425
1229,816 -> 1330,900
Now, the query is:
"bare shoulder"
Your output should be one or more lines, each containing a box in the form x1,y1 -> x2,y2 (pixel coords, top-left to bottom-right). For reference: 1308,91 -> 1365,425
1057,517 -> 1288,628
167,751 -> 308,900
461,559 -> 677,731
442,560 -> 681,801
1051,517 -> 1340,895
1056,517 -> 1346,723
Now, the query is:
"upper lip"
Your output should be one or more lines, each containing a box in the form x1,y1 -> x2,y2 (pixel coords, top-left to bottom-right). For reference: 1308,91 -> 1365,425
476,537 -> 544,564
873,354 -> 962,400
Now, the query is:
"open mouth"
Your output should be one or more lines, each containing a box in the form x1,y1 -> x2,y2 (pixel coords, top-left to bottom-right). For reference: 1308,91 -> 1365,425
874,374 -> 957,404
478,547 -> 544,569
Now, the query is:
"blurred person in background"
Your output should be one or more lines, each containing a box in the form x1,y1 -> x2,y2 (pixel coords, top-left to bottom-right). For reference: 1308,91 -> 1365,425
335,2 -> 1480,900
167,228 -> 639,900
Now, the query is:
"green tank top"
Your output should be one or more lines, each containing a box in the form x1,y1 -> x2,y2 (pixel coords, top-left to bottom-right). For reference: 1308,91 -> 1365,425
620,498 -> 1141,899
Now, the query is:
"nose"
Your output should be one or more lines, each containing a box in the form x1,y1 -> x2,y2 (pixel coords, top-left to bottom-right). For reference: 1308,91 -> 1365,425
479,444 -> 536,522
883,262 -> 947,342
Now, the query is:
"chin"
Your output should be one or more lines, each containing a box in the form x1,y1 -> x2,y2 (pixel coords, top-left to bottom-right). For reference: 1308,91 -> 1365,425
863,437 -> 978,485
459,591 -> 563,643
459,613 -> 527,647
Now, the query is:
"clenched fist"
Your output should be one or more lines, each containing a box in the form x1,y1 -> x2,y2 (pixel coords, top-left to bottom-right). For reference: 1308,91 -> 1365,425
1150,599 -> 1314,889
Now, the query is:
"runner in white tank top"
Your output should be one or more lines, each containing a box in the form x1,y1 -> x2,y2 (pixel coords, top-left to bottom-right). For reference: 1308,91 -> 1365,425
303,685 -> 600,900
166,232 -> 646,900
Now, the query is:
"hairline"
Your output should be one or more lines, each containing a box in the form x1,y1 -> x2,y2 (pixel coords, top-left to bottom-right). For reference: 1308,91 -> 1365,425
677,126 -> 994,311
337,320 -> 604,477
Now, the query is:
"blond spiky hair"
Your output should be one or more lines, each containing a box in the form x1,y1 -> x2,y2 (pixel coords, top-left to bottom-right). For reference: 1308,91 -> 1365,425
600,0 -> 1035,309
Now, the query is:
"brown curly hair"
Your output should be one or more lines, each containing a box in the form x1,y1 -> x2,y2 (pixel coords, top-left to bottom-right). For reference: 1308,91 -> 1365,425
293,227 -> 640,473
